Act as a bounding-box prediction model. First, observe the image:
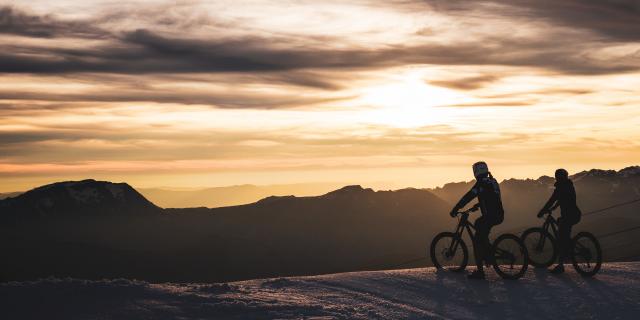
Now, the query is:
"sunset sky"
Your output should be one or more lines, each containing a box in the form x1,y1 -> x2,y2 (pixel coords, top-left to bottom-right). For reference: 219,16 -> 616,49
1,0 -> 639,192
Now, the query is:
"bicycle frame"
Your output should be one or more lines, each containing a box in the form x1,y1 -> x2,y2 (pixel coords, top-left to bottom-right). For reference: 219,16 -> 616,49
448,210 -> 517,266
542,213 -> 560,238
532,212 -> 560,253
455,213 -> 476,240
533,209 -> 599,272
447,212 -> 476,255
537,210 -> 591,256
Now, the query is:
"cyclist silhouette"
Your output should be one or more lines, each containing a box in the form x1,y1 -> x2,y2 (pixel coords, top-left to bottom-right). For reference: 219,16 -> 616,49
538,168 -> 581,273
449,161 -> 504,279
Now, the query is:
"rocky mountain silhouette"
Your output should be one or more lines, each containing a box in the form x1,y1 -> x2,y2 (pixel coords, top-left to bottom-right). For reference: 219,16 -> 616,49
1,167 -> 639,283
0,179 -> 161,220
0,183 -> 451,283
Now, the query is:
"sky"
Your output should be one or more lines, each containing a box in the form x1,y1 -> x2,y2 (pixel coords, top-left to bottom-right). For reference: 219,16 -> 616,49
1,0 -> 640,192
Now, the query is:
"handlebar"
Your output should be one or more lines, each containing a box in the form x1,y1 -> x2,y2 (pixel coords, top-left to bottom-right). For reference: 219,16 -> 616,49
538,206 -> 558,218
455,203 -> 480,216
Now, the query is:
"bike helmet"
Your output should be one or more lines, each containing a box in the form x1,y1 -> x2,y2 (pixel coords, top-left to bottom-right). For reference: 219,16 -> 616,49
555,168 -> 569,181
472,161 -> 489,178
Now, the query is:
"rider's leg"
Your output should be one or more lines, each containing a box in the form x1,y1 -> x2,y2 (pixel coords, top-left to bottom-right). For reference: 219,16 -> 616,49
558,217 -> 573,266
550,217 -> 572,273
473,216 -> 490,272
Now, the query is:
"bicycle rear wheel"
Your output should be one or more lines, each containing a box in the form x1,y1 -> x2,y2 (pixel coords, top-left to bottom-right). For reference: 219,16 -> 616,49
571,232 -> 602,277
430,232 -> 468,272
492,234 -> 529,280
521,227 -> 557,268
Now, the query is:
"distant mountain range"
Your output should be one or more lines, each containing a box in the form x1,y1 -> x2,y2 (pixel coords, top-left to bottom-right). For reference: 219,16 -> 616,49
1,166 -> 639,283
138,182 -> 344,208
0,192 -> 21,200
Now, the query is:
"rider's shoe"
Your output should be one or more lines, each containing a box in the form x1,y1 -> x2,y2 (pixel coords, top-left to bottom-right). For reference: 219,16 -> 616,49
549,264 -> 565,274
467,269 -> 486,280
484,254 -> 495,267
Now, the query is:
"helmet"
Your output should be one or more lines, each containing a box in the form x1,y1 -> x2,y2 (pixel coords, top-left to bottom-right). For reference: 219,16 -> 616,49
472,161 -> 489,178
555,168 -> 569,181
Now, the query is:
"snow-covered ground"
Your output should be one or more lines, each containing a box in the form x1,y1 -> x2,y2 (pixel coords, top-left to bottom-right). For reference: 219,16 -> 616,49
2,263 -> 639,319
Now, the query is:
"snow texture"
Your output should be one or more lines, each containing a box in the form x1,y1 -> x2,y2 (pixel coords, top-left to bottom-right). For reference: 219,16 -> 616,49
1,263 -> 639,319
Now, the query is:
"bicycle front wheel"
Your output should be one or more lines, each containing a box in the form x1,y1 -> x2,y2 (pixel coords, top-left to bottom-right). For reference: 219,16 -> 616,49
571,232 -> 602,277
521,227 -> 557,268
430,232 -> 468,272
492,234 -> 529,280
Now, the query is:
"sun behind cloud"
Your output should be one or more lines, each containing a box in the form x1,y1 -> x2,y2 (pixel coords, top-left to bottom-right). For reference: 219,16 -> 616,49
357,69 -> 467,127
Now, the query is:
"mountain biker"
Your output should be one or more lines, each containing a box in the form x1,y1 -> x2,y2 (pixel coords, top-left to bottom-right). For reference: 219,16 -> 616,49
538,168 -> 581,274
449,161 -> 505,279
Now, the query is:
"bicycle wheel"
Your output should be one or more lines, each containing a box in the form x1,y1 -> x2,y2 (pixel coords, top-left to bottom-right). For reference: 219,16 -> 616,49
571,232 -> 602,277
492,234 -> 529,280
521,227 -> 557,268
430,232 -> 468,272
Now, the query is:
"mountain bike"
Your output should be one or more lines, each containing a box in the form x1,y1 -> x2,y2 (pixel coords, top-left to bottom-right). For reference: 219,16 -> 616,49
521,208 -> 602,277
430,204 -> 529,280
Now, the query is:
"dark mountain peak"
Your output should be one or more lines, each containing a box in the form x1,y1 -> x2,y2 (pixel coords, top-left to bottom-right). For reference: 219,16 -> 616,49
323,185 -> 374,197
569,166 -> 640,181
255,195 -> 296,205
502,176 -> 554,188
32,179 -> 129,198
437,181 -> 473,189
619,166 -> 640,177
0,179 -> 160,220
537,175 -> 555,184
392,187 -> 423,194
573,168 -> 617,180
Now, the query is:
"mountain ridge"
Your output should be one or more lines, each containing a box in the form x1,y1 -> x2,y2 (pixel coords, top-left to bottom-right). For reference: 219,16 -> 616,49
0,179 -> 161,220
1,166 -> 640,283
2,165 -> 639,212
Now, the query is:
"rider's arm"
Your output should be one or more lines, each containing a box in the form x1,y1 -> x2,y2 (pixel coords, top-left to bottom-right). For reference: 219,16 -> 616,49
452,185 -> 479,212
539,188 -> 558,215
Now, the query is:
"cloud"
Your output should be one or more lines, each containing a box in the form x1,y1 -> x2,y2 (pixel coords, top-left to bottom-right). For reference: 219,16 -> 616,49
0,123 -> 534,166
481,88 -> 594,100
0,6 -> 108,38
1,29 -> 637,77
1,3 -> 638,80
429,75 -> 500,90
0,89 -> 351,109
444,100 -> 536,108
503,0 -> 640,42
420,0 -> 640,41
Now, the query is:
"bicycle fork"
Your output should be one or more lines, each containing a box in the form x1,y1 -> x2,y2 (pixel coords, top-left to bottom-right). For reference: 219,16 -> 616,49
535,230 -> 548,252
447,225 -> 465,256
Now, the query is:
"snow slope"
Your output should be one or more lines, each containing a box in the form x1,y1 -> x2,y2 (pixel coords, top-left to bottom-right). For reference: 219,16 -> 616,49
1,263 -> 639,320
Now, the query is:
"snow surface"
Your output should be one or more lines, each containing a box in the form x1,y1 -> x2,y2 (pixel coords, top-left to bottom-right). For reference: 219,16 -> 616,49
1,263 -> 639,320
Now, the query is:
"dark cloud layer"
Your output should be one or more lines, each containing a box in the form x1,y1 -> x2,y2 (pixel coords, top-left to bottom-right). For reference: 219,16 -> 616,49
1,4 -> 639,79
424,0 -> 640,41
0,2 -> 638,111
503,0 -> 640,41
1,28 -> 636,77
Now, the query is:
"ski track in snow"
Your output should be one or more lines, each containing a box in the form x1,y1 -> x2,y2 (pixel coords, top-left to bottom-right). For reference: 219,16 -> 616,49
1,262 -> 640,319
